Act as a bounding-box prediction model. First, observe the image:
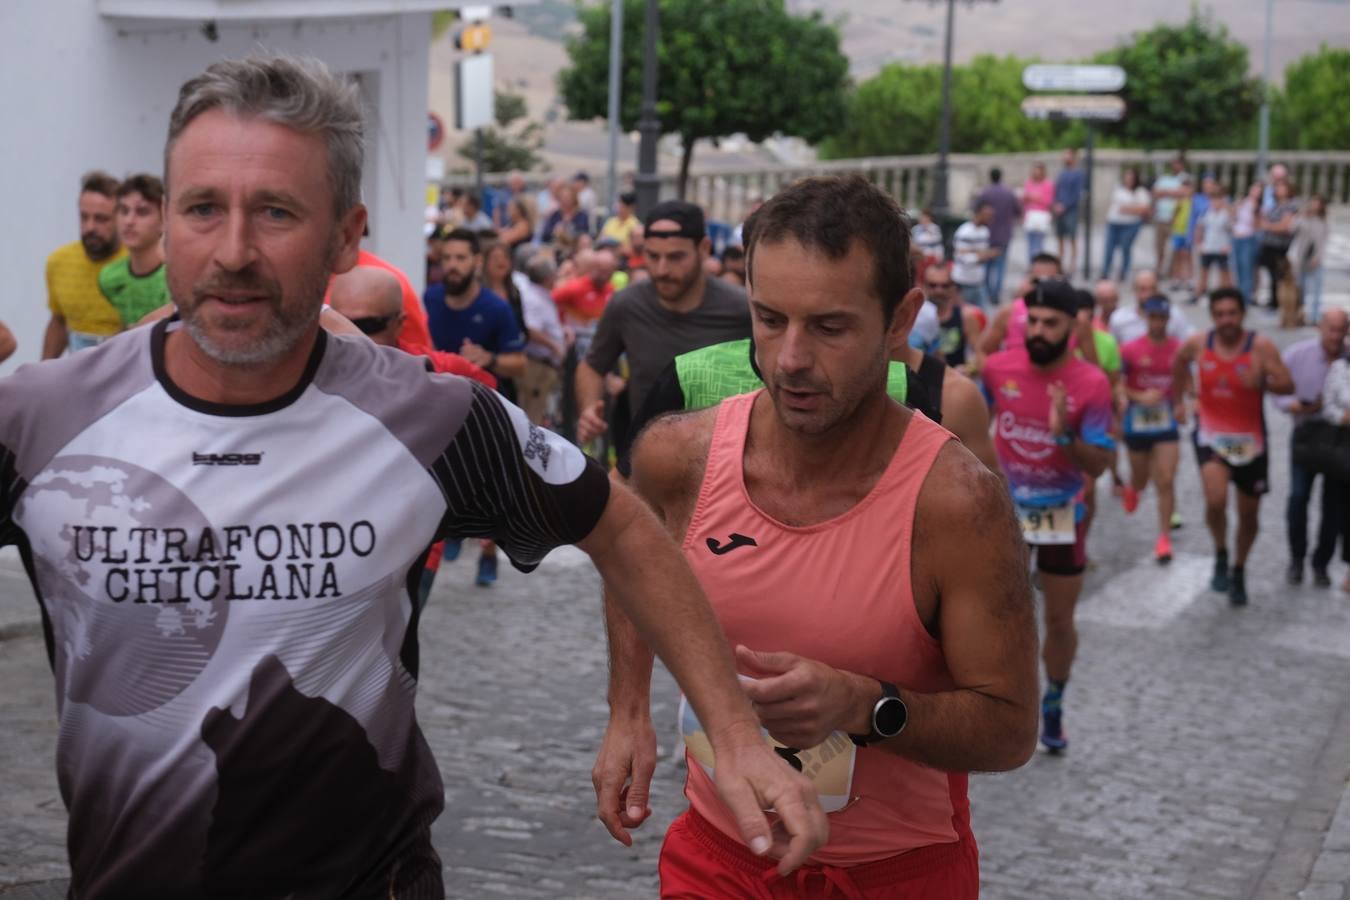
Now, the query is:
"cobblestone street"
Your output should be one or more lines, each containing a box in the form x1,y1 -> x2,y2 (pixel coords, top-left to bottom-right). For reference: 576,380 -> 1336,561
3,301 -> 1350,898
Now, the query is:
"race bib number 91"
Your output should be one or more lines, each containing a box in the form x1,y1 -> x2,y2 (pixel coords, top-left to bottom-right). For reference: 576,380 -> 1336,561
1210,432 -> 1260,467
1016,502 -> 1076,545
678,691 -> 857,814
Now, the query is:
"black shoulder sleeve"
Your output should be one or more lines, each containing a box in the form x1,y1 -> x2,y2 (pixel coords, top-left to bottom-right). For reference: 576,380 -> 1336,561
616,360 -> 685,478
431,381 -> 610,571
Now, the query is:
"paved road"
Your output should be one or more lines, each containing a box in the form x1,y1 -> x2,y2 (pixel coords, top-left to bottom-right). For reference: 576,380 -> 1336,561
3,234 -> 1350,897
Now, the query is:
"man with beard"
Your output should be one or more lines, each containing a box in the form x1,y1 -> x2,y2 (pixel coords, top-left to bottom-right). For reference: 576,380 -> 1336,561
98,174 -> 169,328
0,55 -> 828,898
423,226 -> 527,586
575,200 -> 751,464
1172,288 -> 1294,606
982,278 -> 1115,754
594,176 -> 1037,898
42,171 -> 126,357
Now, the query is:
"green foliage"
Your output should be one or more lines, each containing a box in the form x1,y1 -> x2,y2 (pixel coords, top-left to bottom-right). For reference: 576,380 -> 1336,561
1092,8 -> 1260,150
559,0 -> 850,195
1277,44 -> 1350,150
456,90 -> 545,172
820,55 -> 1071,159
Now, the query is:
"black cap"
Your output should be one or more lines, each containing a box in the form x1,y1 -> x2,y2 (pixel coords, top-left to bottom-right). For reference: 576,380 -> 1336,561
619,190 -> 637,206
1025,278 -> 1080,316
644,200 -> 706,241
1073,288 -> 1097,314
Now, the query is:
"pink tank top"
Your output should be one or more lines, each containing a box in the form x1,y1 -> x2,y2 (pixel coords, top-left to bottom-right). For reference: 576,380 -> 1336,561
1002,298 -> 1029,351
680,391 -> 969,866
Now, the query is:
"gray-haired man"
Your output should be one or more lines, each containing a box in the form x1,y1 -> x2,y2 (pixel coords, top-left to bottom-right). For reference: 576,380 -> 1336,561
0,55 -> 825,898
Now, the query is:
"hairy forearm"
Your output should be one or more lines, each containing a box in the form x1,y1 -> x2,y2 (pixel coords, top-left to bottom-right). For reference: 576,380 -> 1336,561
884,684 -> 1036,772
602,586 -> 655,718
1069,441 -> 1112,478
494,352 -> 527,379
41,316 -> 67,360
576,361 -> 605,411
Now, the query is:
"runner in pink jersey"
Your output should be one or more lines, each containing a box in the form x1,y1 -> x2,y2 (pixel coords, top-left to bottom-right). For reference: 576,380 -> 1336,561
1173,288 -> 1293,606
982,279 -> 1114,754
978,252 -> 1063,357
594,176 -> 1038,898
1119,296 -> 1185,563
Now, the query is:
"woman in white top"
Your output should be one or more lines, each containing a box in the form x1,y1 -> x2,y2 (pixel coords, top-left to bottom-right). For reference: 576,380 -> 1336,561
1230,182 -> 1261,307
1289,193 -> 1330,324
1101,168 -> 1152,281
1020,162 -> 1055,263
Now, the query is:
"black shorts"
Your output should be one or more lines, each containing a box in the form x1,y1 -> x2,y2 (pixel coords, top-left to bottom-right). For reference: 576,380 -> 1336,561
1200,253 -> 1229,271
1032,515 -> 1089,577
1193,434 -> 1270,496
1125,431 -> 1180,452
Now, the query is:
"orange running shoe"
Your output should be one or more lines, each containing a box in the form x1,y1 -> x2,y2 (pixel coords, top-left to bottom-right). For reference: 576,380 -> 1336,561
1155,533 -> 1173,564
1121,485 -> 1140,514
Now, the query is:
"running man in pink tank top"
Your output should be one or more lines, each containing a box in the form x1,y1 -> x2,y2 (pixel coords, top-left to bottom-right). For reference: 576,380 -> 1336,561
594,176 -> 1038,899
1173,288 -> 1293,606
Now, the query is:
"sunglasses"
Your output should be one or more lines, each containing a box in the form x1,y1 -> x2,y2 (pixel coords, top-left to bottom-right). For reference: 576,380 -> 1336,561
350,314 -> 399,335
923,281 -> 952,290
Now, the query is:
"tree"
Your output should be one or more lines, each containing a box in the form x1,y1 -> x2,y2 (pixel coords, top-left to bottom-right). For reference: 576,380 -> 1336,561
1278,44 -> 1350,150
456,89 -> 545,172
1093,9 -> 1260,151
559,0 -> 850,197
819,55 -> 1069,159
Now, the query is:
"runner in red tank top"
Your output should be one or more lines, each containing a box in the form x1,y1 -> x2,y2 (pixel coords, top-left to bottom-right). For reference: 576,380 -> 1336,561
594,176 -> 1038,898
1173,288 -> 1293,605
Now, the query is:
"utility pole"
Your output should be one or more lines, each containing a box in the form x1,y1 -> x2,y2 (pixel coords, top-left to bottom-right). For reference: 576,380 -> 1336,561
605,0 -> 624,215
932,0 -> 956,215
634,0 -> 661,218
1256,0 -> 1274,180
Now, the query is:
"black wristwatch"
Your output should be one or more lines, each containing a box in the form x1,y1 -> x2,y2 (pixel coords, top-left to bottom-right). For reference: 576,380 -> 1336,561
849,681 -> 908,747
486,352 -> 498,372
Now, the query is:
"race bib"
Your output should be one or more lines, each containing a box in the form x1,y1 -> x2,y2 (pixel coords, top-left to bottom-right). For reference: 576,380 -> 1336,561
1016,502 -> 1076,545
678,692 -> 857,814
1210,432 -> 1260,466
1129,404 -> 1173,434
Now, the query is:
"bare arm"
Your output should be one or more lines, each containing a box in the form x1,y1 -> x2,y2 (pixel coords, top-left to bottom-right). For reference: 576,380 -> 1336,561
940,370 -> 1001,475
979,306 -> 1010,356
1171,335 -> 1200,404
961,306 -> 984,375
492,351 -> 527,380
0,322 -> 15,364
1257,337 -> 1295,395
575,360 -> 608,442
41,315 -> 68,360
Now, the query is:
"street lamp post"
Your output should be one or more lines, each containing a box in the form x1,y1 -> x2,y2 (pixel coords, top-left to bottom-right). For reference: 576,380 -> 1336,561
931,0 -> 956,215
1256,0 -> 1274,180
634,0 -> 661,218
605,0 -> 624,216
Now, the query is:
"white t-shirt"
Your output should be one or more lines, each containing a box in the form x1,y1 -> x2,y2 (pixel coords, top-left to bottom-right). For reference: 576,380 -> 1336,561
1109,304 -> 1194,346
1198,205 -> 1233,255
912,222 -> 944,261
951,222 -> 990,286
514,271 -> 566,365
909,300 -> 941,352
1106,186 -> 1152,225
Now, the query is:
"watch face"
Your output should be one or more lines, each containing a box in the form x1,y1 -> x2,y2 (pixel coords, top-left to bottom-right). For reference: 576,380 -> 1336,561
874,696 -> 907,737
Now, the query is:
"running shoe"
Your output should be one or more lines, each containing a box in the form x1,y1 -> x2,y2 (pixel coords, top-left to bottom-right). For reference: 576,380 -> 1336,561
476,554 -> 498,587
1211,552 -> 1230,593
1040,691 -> 1068,753
1170,512 -> 1184,530
1313,567 -> 1332,589
1286,562 -> 1304,586
1228,568 -> 1248,607
1121,485 -> 1140,514
443,539 -> 463,562
1154,533 -> 1173,564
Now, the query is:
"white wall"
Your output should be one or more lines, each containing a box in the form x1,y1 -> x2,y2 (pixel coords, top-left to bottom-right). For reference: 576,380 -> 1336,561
0,1 -> 432,373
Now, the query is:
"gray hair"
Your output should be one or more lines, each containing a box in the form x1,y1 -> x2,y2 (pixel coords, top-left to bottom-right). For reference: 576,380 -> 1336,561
525,253 -> 557,287
165,54 -> 364,216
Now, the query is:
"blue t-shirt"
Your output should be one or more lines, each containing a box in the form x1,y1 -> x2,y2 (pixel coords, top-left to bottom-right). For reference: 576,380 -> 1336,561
1055,168 -> 1086,211
423,283 -> 526,356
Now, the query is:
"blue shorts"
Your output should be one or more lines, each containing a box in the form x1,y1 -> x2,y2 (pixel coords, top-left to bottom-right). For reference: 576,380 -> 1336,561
1171,235 -> 1191,251
1055,208 -> 1078,237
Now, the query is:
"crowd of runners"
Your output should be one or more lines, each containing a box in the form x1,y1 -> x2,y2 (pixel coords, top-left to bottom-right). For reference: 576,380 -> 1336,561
6,50 -> 1350,900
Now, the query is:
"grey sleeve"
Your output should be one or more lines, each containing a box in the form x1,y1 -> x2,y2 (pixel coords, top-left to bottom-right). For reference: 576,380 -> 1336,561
432,381 -> 610,569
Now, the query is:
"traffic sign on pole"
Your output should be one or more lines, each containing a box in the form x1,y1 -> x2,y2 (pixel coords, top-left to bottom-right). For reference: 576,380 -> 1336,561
456,23 -> 492,52
1020,94 -> 1125,122
1021,64 -> 1126,93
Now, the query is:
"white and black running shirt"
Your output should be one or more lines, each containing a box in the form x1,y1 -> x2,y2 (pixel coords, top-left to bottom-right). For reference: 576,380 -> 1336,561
0,319 -> 609,899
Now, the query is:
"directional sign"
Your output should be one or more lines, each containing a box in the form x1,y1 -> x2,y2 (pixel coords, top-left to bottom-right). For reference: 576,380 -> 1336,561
460,5 -> 493,23
1022,64 -> 1126,93
1021,94 -> 1126,122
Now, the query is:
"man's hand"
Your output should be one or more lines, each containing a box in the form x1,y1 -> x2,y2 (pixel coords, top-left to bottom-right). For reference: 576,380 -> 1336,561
1047,382 -> 1070,438
705,723 -> 830,874
577,400 -> 608,443
1137,388 -> 1164,407
592,713 -> 657,847
1052,202 -> 1064,215
735,646 -> 870,749
459,338 -> 492,368
1289,399 -> 1322,416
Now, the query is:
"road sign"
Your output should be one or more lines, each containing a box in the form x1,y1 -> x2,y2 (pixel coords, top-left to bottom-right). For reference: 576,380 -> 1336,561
1021,94 -> 1126,122
1021,64 -> 1126,93
457,23 -> 492,52
460,5 -> 493,23
455,54 -> 495,131
428,112 -> 445,152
